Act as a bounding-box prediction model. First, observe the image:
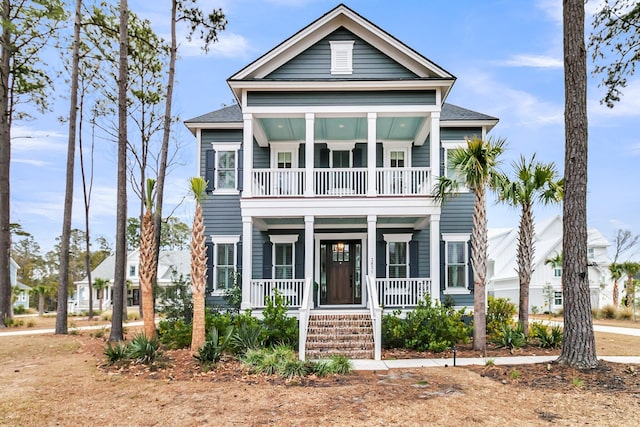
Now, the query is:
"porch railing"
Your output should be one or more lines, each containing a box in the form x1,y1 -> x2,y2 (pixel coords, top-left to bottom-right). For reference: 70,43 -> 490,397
298,278 -> 314,361
249,279 -> 305,308
376,278 -> 432,307
366,275 -> 382,360
314,168 -> 367,196
376,167 -> 431,196
252,169 -> 305,197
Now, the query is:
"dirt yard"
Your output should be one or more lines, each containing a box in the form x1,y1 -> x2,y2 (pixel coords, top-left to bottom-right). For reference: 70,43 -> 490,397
1,327 -> 639,426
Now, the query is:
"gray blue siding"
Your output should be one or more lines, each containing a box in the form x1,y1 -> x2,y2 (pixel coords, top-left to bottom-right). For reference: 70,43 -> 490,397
267,27 -> 417,80
441,127 -> 483,141
247,90 -> 436,107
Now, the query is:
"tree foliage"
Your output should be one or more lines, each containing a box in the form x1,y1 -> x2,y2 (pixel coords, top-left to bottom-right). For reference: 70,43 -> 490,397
589,0 -> 640,107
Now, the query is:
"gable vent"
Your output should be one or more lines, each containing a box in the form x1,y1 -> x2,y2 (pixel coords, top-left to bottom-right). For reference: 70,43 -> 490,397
330,40 -> 354,75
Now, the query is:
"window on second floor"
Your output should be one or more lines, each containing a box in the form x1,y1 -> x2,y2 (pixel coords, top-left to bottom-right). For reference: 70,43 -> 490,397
442,142 -> 469,192
129,265 -> 136,277
216,151 -> 236,189
588,247 -> 595,260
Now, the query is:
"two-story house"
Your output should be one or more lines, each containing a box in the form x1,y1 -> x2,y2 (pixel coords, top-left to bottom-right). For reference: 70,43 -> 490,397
185,4 -> 498,359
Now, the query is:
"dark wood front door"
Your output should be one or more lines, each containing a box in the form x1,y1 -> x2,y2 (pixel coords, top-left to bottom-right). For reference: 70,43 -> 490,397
325,240 -> 356,304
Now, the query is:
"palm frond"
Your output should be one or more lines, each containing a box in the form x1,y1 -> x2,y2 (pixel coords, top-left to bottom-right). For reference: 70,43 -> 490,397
189,177 -> 207,204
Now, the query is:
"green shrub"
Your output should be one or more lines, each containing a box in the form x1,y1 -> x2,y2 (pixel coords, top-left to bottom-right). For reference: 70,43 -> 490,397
104,341 -> 129,365
530,322 -> 562,349
308,360 -> 333,377
13,305 -> 26,314
381,296 -> 471,352
205,310 -> 233,335
128,333 -> 161,364
261,290 -> 298,348
158,319 -> 192,349
156,272 -> 193,322
491,323 -> 527,349
231,322 -> 266,355
197,326 -> 234,364
277,359 -> 308,378
600,304 -> 617,319
487,296 -> 516,336
329,355 -> 352,375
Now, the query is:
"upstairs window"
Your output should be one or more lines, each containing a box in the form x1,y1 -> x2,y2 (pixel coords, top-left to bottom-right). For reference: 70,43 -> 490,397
216,151 -> 236,189
330,41 -> 354,75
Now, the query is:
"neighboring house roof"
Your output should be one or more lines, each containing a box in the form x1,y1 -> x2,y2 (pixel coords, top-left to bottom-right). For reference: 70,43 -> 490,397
15,282 -> 30,291
185,102 -> 497,125
75,250 -> 191,285
488,216 -> 611,283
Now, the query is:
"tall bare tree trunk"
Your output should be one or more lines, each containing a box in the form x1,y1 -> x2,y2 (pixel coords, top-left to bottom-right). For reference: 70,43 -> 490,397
558,0 -> 598,369
471,186 -> 487,352
517,203 -> 534,336
56,0 -> 82,334
152,1 -> 178,298
110,0 -> 128,342
0,0 -> 12,328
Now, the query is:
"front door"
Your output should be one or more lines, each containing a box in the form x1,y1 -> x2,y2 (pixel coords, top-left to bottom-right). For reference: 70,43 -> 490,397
323,240 -> 360,305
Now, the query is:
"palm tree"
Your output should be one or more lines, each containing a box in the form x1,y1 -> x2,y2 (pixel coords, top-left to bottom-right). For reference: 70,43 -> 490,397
139,179 -> 157,338
620,261 -> 640,308
189,177 -> 208,354
497,155 -> 563,335
608,262 -> 623,306
30,285 -> 49,316
92,278 -> 109,311
434,135 -> 506,352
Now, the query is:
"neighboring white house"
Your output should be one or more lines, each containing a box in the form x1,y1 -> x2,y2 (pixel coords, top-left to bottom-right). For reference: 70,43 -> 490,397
10,258 -> 30,310
71,250 -> 190,313
487,215 -> 612,313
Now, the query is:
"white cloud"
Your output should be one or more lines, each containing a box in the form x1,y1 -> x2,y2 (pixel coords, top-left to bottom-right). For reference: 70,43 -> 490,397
589,79 -> 640,120
536,0 -> 562,24
11,125 -> 66,152
177,32 -> 252,59
12,158 -> 50,167
498,54 -> 563,69
454,70 -> 564,127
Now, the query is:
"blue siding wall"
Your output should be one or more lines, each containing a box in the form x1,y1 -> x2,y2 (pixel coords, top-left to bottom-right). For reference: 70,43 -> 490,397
441,127 -> 483,141
247,90 -> 436,107
267,27 -> 417,80
412,139 -> 429,168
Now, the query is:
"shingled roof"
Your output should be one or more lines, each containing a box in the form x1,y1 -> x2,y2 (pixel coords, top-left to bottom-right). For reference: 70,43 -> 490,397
185,103 -> 496,125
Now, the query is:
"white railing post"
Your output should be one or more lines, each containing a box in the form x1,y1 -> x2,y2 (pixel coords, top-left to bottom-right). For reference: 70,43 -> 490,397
366,275 -> 382,361
298,278 -> 313,361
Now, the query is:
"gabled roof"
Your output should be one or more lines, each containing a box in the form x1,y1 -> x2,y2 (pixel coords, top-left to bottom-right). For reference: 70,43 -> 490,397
229,4 -> 455,83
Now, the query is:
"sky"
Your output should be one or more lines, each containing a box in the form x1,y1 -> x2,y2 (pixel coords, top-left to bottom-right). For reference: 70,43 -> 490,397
9,0 -> 640,256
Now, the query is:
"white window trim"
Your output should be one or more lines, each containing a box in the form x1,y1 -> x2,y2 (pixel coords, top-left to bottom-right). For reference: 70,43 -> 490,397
383,141 -> 412,168
384,233 -> 412,279
212,142 -> 241,195
270,235 -> 298,280
270,142 -> 300,169
211,235 -> 240,294
443,233 -> 471,295
553,291 -> 563,307
442,141 -> 469,193
330,40 -> 354,75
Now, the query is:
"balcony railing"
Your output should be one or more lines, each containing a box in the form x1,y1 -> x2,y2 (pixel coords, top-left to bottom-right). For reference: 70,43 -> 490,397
376,277 -> 432,307
250,279 -> 305,308
251,167 -> 431,197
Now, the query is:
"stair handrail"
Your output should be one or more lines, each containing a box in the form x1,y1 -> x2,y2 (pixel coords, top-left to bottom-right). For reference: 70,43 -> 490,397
366,275 -> 382,360
298,277 -> 314,361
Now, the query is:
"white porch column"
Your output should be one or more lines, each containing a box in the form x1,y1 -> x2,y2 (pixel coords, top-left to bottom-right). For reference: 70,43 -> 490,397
241,216 -> 253,310
243,113 -> 253,197
430,215 -> 440,304
367,214 -> 377,283
305,113 -> 314,197
430,111 -> 440,184
304,215 -> 314,292
367,112 -> 377,197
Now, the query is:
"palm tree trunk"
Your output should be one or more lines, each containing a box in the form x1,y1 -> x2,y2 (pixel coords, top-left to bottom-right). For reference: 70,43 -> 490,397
139,207 -> 157,337
471,186 -> 487,352
517,203 -> 534,335
613,280 -> 618,307
190,203 -> 207,354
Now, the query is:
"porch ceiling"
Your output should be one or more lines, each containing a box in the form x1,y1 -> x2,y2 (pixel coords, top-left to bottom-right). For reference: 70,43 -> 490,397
259,215 -> 427,229
258,116 -> 425,142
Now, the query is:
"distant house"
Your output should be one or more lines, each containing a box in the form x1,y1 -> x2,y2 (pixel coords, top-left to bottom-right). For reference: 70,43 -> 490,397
487,215 -> 612,313
184,4 -> 499,360
71,250 -> 190,313
11,258 -> 30,310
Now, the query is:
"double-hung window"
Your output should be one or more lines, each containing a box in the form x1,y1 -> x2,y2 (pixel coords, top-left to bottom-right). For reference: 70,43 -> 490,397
212,236 -> 239,291
443,233 -> 471,294
213,143 -> 240,193
383,234 -> 412,279
442,142 -> 469,192
270,235 -> 298,280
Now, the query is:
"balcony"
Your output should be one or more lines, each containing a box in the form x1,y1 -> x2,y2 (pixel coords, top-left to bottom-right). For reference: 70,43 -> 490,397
251,167 -> 432,198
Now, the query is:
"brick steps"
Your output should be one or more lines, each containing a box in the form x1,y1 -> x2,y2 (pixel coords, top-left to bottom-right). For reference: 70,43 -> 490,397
305,313 -> 374,359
